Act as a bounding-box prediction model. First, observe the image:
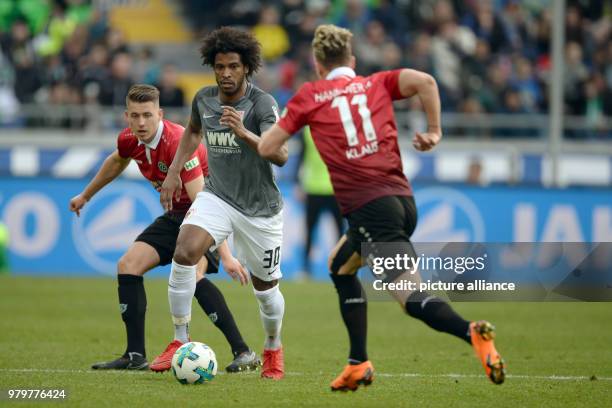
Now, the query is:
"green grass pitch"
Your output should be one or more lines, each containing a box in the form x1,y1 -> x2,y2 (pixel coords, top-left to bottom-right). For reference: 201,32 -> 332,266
1,276 -> 611,407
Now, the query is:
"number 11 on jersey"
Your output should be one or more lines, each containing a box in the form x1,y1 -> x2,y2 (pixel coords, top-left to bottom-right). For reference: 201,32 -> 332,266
331,94 -> 377,147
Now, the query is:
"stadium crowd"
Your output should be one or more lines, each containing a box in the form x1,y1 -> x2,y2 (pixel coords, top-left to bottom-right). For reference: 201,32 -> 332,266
0,0 -> 610,138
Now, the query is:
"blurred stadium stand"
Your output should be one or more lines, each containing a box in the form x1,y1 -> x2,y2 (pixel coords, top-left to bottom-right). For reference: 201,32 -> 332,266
0,0 -> 611,192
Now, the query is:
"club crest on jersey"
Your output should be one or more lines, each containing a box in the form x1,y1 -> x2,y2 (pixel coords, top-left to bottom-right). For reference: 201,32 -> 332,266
158,161 -> 168,173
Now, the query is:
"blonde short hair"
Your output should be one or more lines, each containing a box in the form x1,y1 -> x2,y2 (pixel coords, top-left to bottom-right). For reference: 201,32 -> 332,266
312,24 -> 353,69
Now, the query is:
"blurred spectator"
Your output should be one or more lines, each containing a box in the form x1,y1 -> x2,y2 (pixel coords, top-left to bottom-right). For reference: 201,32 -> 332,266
333,0 -> 371,37
98,52 -> 133,106
534,8 -> 551,56
105,28 -> 129,57
462,39 -> 492,98
131,46 -> 160,84
478,62 -> 510,113
61,26 -> 87,80
0,0 -> 50,35
583,74 -> 607,138
565,5 -> 584,45
430,0 -> 477,109
511,56 -> 542,112
41,80 -> 83,128
466,157 -> 484,185
458,97 -> 488,138
405,33 -> 434,73
0,49 -> 19,125
380,42 -> 402,71
270,60 -> 298,108
564,42 -> 589,115
502,88 -> 527,115
497,88 -> 539,137
65,0 -> 93,26
252,5 -> 290,61
460,0 -> 508,54
5,20 -> 41,103
498,0 -> 533,55
36,2 -> 77,57
372,0 -> 403,44
354,20 -> 387,74
157,64 -> 185,108
78,43 -> 109,91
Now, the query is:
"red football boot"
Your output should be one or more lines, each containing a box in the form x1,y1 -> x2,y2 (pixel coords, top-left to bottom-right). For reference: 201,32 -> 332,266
150,340 -> 184,372
261,347 -> 284,380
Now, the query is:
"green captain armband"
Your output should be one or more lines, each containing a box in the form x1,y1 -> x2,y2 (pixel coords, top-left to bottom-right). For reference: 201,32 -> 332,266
184,157 -> 200,171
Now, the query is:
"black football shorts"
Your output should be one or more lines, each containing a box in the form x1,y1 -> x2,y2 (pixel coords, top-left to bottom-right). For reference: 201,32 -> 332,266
345,195 -> 418,254
135,212 -> 219,273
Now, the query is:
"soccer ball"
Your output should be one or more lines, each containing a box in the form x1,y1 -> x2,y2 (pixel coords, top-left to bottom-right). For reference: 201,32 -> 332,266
171,342 -> 218,384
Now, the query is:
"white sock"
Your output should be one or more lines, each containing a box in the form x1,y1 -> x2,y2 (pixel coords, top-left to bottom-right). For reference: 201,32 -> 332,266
168,260 -> 196,343
254,285 -> 285,350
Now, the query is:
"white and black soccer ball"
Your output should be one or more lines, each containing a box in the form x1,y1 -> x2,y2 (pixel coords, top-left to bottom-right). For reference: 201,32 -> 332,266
171,342 -> 217,384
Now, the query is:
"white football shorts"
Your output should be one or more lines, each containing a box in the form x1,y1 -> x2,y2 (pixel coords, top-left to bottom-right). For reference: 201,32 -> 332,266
182,191 -> 283,281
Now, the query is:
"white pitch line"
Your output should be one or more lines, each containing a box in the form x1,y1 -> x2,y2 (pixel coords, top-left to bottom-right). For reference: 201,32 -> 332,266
375,373 -> 612,381
0,368 -> 610,382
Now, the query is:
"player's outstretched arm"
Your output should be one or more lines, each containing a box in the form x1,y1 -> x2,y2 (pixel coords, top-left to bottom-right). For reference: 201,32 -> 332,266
397,69 -> 442,152
161,122 -> 202,211
69,151 -> 130,216
259,124 -> 292,165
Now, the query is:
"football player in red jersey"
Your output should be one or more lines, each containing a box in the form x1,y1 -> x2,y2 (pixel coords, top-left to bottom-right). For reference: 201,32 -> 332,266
69,84 -> 261,373
259,25 -> 505,390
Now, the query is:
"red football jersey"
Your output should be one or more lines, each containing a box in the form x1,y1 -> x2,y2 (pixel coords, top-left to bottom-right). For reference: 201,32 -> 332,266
278,68 -> 412,215
117,119 -> 208,214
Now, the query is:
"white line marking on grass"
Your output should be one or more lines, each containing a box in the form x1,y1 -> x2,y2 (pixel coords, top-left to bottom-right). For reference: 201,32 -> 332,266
1,368 -> 610,382
374,373 -> 612,381
0,368 -> 148,375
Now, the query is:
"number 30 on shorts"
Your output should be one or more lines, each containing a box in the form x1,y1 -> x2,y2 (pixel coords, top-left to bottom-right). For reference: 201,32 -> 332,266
263,246 -> 281,269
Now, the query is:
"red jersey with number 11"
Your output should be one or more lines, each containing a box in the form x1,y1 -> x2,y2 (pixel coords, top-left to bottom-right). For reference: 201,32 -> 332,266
278,68 -> 412,215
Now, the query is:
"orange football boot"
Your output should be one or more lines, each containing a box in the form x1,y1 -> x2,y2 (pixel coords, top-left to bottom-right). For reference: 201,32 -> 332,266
330,361 -> 374,392
470,320 -> 506,384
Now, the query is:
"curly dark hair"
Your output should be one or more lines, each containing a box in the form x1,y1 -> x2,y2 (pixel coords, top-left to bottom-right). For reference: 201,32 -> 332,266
199,27 -> 262,78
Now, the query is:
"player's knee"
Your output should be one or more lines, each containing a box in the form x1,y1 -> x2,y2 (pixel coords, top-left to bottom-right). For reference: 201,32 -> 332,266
172,244 -> 200,266
337,263 -> 359,275
404,291 -> 431,317
117,255 -> 144,276
195,265 -> 206,282
252,276 -> 278,291
329,253 -> 343,275
329,253 -> 358,276
327,254 -> 335,273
